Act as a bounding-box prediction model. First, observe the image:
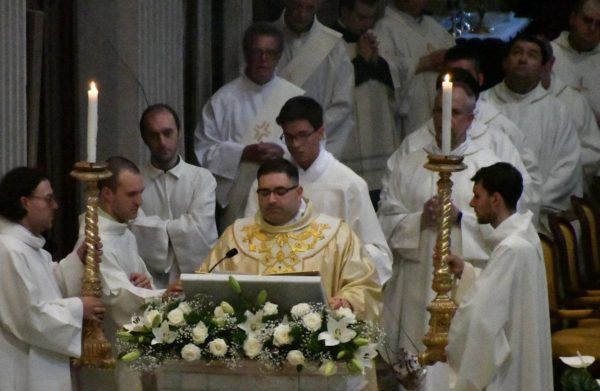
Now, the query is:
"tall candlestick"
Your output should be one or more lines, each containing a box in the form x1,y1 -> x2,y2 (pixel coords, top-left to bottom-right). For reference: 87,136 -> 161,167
87,81 -> 98,162
441,74 -> 452,155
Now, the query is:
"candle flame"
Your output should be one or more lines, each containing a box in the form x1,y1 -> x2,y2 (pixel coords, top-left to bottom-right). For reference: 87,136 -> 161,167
444,74 -> 451,83
89,81 -> 98,93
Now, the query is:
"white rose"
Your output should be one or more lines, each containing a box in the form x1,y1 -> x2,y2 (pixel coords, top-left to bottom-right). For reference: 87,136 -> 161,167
262,302 -> 278,316
192,321 -> 209,344
178,302 -> 192,315
291,303 -> 311,319
302,312 -> 322,332
243,336 -> 263,358
335,307 -> 356,323
213,306 -> 226,319
167,308 -> 186,326
144,309 -> 162,329
208,338 -> 228,357
273,324 -> 293,346
286,350 -> 305,366
181,344 -> 201,361
220,301 -> 235,314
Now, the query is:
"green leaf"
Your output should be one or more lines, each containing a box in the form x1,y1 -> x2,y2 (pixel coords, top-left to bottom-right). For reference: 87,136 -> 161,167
120,350 -> 141,362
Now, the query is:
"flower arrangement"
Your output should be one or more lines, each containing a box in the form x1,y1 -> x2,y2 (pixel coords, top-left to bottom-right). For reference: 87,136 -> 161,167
116,276 -> 383,377
559,353 -> 600,391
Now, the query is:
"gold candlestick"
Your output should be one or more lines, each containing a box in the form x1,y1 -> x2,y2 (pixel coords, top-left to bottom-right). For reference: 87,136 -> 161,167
419,154 -> 466,366
70,161 -> 115,368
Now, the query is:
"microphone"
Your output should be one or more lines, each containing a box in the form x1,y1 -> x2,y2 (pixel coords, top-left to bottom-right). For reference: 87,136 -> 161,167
208,248 -> 238,273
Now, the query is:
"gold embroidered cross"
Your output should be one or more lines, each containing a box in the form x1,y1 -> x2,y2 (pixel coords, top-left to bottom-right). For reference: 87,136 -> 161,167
253,121 -> 271,141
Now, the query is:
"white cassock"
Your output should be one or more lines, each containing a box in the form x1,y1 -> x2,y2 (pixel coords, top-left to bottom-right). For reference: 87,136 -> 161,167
552,31 -> 600,123
548,72 -> 600,184
447,211 -> 553,391
274,15 -> 354,158
0,218 -> 83,391
480,82 -> 582,212
130,158 -> 218,288
244,147 -> 393,285
377,140 -> 499,390
375,6 -> 454,137
383,119 -> 541,224
194,73 -> 304,228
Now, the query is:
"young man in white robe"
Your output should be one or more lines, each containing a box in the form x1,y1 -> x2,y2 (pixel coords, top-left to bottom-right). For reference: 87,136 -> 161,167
551,0 -> 600,124
444,162 -> 553,391
244,96 -> 392,285
480,35 -> 582,222
0,167 -> 105,391
375,0 -> 455,138
194,22 -> 304,231
378,82 -> 502,390
131,104 -> 218,288
273,0 -> 354,158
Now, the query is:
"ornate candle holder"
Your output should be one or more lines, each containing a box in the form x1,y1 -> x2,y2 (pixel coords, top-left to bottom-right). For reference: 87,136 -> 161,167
70,161 -> 115,368
419,154 -> 466,366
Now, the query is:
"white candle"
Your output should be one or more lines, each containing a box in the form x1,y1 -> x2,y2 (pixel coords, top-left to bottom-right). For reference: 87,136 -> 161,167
87,81 -> 98,162
441,74 -> 452,155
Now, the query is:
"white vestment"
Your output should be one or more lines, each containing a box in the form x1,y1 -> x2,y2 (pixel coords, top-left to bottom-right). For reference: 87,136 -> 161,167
548,72 -> 600,184
274,15 -> 354,158
131,158 -> 218,288
552,31 -> 600,123
375,6 -> 455,137
377,140 -> 498,371
447,211 -> 553,391
480,82 -> 582,212
245,147 -> 393,285
0,218 -> 83,391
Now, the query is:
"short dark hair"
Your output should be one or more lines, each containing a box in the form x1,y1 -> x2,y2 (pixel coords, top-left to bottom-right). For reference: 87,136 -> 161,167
471,162 -> 523,210
0,167 -> 49,221
139,104 -> 180,139
573,0 -> 600,14
507,34 -> 550,65
98,156 -> 141,192
436,67 -> 480,101
338,0 -> 378,14
444,45 -> 482,74
276,96 -> 323,130
257,158 -> 299,185
243,22 -> 284,55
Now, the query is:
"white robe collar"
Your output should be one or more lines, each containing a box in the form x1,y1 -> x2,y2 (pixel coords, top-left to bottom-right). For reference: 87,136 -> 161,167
493,81 -> 550,105
386,5 -> 424,26
425,120 -> 477,156
555,30 -> 600,55
98,208 -> 129,236
547,71 -> 570,97
296,146 -> 334,183
145,155 -> 185,180
0,216 -> 45,250
483,210 -> 535,251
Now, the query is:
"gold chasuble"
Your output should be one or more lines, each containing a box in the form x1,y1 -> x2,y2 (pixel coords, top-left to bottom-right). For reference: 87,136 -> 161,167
199,202 -> 381,322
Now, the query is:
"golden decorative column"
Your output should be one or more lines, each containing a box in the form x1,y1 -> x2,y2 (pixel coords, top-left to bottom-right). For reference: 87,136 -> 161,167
70,161 -> 115,368
419,154 -> 466,366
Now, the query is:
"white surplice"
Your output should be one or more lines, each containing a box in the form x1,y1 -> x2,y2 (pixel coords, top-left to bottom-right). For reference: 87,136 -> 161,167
274,15 -> 354,158
480,82 -> 582,212
552,31 -> 600,123
131,158 -> 218,288
375,6 -> 454,137
0,218 -> 83,391
447,211 -> 553,391
245,147 -> 393,285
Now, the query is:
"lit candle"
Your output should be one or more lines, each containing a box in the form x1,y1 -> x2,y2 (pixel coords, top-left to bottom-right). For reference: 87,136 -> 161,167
87,81 -> 98,162
442,74 -> 452,155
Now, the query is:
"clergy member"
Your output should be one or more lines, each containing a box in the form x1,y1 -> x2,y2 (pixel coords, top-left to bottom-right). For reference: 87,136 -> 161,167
445,163 -> 553,391
0,167 -> 105,391
244,96 -> 393,285
273,0 -> 354,158
551,0 -> 600,124
194,22 -> 304,231
131,104 -> 218,288
375,0 -> 455,138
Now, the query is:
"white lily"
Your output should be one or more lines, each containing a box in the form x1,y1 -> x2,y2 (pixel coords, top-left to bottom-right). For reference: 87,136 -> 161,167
559,351 -> 595,368
238,310 -> 264,336
123,315 -> 146,332
151,320 -> 177,345
318,316 -> 357,346
354,343 -> 378,369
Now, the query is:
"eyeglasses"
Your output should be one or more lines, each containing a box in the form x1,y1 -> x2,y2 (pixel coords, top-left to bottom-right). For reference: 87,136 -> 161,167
280,131 -> 316,144
247,48 -> 281,60
256,185 -> 298,197
28,194 -> 57,204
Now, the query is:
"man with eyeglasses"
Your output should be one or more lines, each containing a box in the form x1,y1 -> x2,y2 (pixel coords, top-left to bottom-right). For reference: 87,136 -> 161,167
194,22 -> 304,232
244,96 -> 392,286
552,0 -> 600,124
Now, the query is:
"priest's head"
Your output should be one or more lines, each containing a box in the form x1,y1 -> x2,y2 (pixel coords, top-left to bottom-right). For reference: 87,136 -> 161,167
0,167 -> 58,235
339,0 -> 378,37
98,156 -> 144,223
256,158 -> 303,226
469,163 -> 523,228
433,69 -> 478,151
444,45 -> 485,87
140,104 -> 181,171
277,96 -> 324,170
569,0 -> 600,52
243,23 -> 283,85
503,35 -> 549,94
284,0 -> 322,34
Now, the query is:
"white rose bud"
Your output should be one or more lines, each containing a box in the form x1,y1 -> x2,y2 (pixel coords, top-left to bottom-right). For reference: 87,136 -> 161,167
167,308 -> 186,326
192,321 -> 209,344
335,307 -> 356,323
290,303 -> 311,319
273,324 -> 293,346
302,312 -> 322,332
178,302 -> 192,315
213,306 -> 226,319
181,344 -> 201,362
220,301 -> 235,314
144,309 -> 162,329
262,302 -> 278,316
243,336 -> 263,358
286,350 -> 305,366
208,338 -> 228,357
